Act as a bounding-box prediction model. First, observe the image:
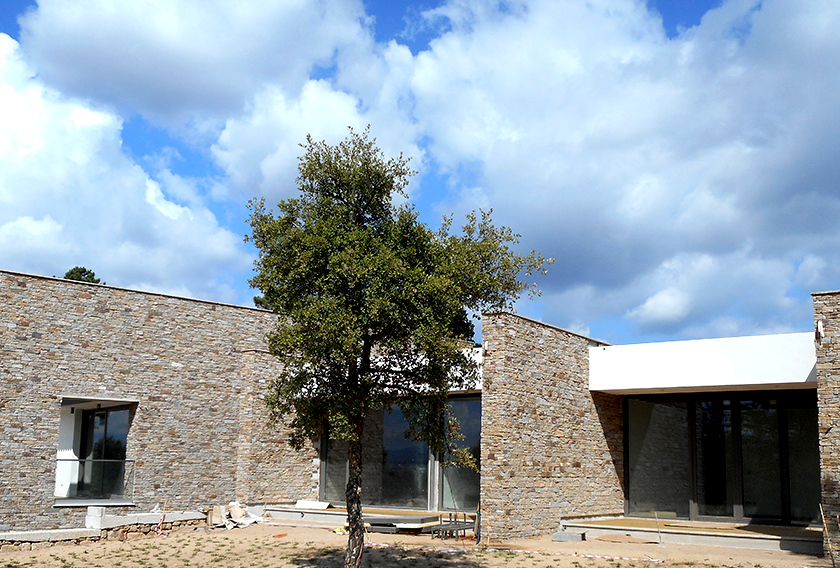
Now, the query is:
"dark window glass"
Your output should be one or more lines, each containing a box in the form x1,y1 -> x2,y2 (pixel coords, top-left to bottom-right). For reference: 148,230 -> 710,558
740,399 -> 782,520
788,404 -> 820,523
323,439 -> 348,503
323,407 -> 430,509
365,408 -> 429,508
78,407 -> 130,498
695,399 -> 735,517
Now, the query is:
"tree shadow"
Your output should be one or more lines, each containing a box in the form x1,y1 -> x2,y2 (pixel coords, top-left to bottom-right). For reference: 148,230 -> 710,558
288,544 -> 497,567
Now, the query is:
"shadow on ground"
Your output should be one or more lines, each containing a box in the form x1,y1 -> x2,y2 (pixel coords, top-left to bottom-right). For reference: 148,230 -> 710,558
290,545 -> 496,567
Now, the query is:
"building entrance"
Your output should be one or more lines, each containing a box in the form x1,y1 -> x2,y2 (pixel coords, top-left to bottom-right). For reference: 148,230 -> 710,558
627,390 -> 819,525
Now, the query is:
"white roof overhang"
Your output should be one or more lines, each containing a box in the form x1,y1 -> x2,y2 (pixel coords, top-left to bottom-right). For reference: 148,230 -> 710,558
589,331 -> 816,395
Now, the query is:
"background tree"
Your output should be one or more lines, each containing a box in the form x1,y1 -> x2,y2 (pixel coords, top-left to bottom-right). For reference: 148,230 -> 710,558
246,128 -> 550,568
63,266 -> 101,284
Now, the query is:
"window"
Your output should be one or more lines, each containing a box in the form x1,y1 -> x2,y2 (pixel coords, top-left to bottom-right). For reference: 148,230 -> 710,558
321,397 -> 481,512
626,390 -> 819,525
322,407 -> 430,509
54,397 -> 136,505
441,398 -> 481,512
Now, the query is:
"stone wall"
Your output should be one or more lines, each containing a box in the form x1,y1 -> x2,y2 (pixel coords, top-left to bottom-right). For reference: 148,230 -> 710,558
0,270 -> 318,531
813,291 -> 840,554
235,351 -> 320,505
480,312 -> 624,541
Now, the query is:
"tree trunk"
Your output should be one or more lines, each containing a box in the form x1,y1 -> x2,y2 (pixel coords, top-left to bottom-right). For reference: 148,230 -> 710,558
344,428 -> 364,568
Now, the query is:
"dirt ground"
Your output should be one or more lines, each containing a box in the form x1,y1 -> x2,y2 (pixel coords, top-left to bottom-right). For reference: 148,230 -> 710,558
0,522 -> 831,568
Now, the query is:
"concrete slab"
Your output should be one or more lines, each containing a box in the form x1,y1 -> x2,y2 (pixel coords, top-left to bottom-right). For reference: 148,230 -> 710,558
0,528 -> 100,542
552,530 -> 585,542
85,511 -> 205,529
562,520 -> 822,555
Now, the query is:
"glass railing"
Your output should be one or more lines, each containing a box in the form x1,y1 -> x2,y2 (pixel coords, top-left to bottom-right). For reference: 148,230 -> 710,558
54,459 -> 135,500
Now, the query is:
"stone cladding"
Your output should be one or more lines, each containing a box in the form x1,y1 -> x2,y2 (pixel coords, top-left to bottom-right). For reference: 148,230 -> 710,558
235,351 -> 320,504
480,312 -> 624,541
0,270 -> 318,531
813,291 -> 840,554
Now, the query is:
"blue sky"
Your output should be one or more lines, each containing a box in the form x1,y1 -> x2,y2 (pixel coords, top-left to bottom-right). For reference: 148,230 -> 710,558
1,0 -> 838,345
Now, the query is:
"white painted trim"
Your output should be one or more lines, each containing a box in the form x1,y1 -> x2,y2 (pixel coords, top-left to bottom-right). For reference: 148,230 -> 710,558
54,499 -> 134,508
59,395 -> 141,404
589,332 -> 816,394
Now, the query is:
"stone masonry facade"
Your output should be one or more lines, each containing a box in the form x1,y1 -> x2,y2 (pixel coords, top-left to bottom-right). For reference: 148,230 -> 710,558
480,312 -> 624,541
813,291 -> 840,553
0,270 -> 318,531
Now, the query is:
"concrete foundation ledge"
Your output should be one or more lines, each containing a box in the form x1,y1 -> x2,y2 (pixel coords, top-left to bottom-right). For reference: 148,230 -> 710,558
0,528 -> 100,543
85,510 -> 206,530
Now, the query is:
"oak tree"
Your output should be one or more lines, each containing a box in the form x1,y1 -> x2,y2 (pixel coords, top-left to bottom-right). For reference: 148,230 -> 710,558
246,128 -> 549,568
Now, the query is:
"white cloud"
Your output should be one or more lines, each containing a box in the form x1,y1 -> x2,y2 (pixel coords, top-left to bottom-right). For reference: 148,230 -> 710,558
795,255 -> 827,288
628,287 -> 692,326
213,76 -> 423,200
145,180 -> 192,221
0,215 -> 71,262
0,34 -> 250,302
212,81 -> 368,199
206,0 -> 840,337
18,0 -> 370,129
6,0 -> 840,341
384,0 -> 840,338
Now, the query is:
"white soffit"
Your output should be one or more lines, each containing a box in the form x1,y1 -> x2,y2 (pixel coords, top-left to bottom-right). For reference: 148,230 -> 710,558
589,332 -> 816,394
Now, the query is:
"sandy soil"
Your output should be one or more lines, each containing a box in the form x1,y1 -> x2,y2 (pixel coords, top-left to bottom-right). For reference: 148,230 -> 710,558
0,522 -> 831,568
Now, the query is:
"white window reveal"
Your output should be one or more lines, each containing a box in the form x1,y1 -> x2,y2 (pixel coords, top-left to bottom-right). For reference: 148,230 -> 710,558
54,396 -> 138,506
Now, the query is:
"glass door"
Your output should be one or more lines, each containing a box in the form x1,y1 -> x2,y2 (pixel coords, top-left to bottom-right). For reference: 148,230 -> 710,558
627,398 -> 691,518
786,401 -> 820,524
694,399 -> 736,518
627,391 -> 819,525
440,398 -> 481,512
739,398 -> 782,521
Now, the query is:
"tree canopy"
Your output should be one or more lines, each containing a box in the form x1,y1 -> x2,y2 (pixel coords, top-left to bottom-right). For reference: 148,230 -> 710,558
63,266 -> 101,284
246,127 -> 550,568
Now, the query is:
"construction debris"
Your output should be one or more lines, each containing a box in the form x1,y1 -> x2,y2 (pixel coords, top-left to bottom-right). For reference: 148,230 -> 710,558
206,503 -> 263,529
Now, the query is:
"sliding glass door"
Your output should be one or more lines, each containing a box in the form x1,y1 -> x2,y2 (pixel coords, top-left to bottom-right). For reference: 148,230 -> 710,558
627,398 -> 690,518
322,397 -> 481,511
740,398 -> 782,520
626,390 -> 819,525
694,399 -> 736,518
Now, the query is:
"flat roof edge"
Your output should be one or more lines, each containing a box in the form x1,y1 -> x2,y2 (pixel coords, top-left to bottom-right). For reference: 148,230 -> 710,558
812,290 -> 840,297
589,331 -> 815,393
0,268 -> 270,313
592,382 -> 817,396
590,330 -> 813,350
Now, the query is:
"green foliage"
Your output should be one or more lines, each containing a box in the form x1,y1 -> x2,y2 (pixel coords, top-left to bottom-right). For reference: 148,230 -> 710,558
63,266 -> 101,283
246,127 -> 551,455
253,295 -> 271,309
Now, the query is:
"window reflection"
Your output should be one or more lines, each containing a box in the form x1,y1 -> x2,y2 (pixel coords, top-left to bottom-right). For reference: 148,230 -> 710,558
442,398 -> 481,511
626,391 -> 819,524
323,398 -> 481,511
